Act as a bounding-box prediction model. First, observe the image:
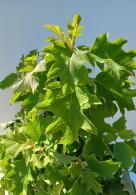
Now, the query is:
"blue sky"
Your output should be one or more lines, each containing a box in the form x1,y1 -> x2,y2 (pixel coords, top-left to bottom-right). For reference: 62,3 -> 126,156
0,0 -> 136,127
0,0 -> 136,184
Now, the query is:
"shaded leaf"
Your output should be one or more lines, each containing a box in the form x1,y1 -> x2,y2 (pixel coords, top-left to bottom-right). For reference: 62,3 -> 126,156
113,142 -> 135,169
81,169 -> 102,193
113,116 -> 126,130
87,155 -> 119,178
118,130 -> 136,140
0,73 -> 18,89
53,152 -> 77,165
83,134 -> 111,159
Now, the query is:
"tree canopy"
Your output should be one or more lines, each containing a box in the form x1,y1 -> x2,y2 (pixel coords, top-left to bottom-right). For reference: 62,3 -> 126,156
0,14 -> 136,194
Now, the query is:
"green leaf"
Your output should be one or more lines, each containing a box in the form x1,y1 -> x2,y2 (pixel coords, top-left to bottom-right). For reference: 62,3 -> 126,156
118,130 -> 136,140
0,130 -> 25,157
91,53 -> 128,80
72,14 -> 81,29
35,99 -> 53,109
46,117 -> 62,134
95,71 -> 135,112
26,117 -> 44,141
45,24 -> 65,41
17,50 -> 38,73
0,138 -> 21,156
36,92 -> 84,144
113,116 -> 126,130
53,152 -> 77,165
89,104 -> 117,135
83,135 -> 111,159
28,153 -> 43,169
75,85 -> 102,109
81,169 -> 102,193
1,159 -> 33,195
0,188 -> 5,195
13,63 -> 45,94
11,160 -> 33,195
69,162 -> 82,179
87,155 -> 119,178
75,85 -> 90,109
90,33 -> 136,69
113,142 -> 135,169
107,59 -> 126,80
0,73 -> 18,89
49,50 -> 90,91
51,183 -> 63,195
59,126 -> 79,145
81,114 -> 97,134
68,14 -> 82,46
10,91 -> 22,105
46,94 -> 84,144
69,180 -> 89,195
44,39 -> 71,56
69,50 -> 90,84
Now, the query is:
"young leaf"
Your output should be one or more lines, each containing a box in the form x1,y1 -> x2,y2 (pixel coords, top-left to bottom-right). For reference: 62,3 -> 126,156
45,24 -> 66,41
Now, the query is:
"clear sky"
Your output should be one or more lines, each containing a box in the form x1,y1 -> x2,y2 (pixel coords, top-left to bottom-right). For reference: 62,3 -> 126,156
0,0 -> 136,183
1,0 -> 136,127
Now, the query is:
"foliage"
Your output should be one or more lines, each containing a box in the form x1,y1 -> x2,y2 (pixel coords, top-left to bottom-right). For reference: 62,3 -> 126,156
0,14 -> 136,194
